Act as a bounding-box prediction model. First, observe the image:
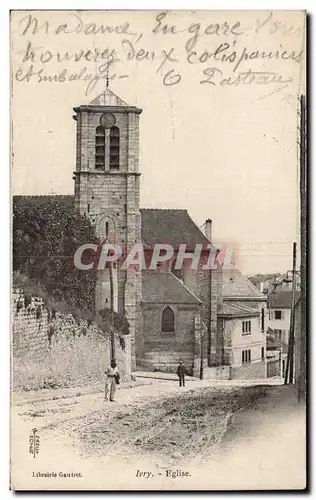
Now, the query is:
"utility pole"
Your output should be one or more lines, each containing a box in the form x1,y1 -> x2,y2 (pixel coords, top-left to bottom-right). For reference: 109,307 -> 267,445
200,328 -> 204,380
109,261 -> 115,362
299,94 -> 307,403
284,242 -> 297,385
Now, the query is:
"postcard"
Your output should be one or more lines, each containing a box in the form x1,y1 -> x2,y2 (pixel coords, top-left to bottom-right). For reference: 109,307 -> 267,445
10,10 -> 306,491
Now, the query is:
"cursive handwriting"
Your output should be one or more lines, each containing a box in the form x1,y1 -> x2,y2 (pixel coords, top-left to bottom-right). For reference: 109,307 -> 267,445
19,13 -> 136,37
200,67 -> 293,86
13,11 -> 304,95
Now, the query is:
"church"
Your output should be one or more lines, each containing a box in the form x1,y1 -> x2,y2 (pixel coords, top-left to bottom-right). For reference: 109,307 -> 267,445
71,84 -> 267,379
72,84 -> 225,377
14,84 -> 268,380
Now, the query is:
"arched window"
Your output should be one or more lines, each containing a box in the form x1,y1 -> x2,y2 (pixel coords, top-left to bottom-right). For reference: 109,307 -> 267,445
162,306 -> 175,333
109,126 -> 120,169
95,126 -> 105,170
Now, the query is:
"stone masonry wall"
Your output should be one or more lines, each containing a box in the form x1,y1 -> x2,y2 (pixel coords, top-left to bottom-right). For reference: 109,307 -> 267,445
182,262 -> 223,366
230,360 -> 266,380
12,289 -> 131,391
140,303 -> 200,376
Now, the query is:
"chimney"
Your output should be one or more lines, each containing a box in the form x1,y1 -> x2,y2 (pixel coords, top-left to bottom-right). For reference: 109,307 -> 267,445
205,219 -> 212,242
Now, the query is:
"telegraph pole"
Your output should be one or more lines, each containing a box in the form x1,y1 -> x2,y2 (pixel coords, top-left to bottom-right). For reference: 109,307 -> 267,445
109,261 -> 115,362
298,94 -> 307,402
284,242 -> 297,385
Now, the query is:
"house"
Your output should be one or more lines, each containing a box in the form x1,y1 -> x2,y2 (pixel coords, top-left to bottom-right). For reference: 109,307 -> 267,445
217,268 -> 267,379
268,290 -> 300,379
268,290 -> 295,344
266,328 -> 285,378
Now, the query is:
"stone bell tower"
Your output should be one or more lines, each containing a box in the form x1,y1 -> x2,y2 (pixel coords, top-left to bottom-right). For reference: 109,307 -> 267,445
73,84 -> 142,370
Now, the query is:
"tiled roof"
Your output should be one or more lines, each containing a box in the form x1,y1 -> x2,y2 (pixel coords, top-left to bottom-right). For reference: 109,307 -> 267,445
142,271 -> 201,304
222,267 -> 266,300
218,301 -> 260,318
140,209 -> 211,249
268,290 -> 300,309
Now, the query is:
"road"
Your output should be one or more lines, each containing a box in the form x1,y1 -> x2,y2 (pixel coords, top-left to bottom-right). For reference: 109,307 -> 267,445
10,378 -> 306,490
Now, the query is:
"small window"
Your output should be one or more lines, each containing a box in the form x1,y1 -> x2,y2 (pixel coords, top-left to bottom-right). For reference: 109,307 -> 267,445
109,126 -> 120,169
261,347 -> 265,359
242,320 -> 251,334
162,306 -> 175,333
95,126 -> 105,170
274,310 -> 282,320
242,349 -> 251,364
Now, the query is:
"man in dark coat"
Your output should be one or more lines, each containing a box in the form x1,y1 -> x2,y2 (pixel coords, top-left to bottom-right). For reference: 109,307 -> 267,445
177,360 -> 186,387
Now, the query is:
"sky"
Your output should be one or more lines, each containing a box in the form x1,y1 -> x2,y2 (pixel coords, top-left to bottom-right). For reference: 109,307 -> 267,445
11,10 -> 305,274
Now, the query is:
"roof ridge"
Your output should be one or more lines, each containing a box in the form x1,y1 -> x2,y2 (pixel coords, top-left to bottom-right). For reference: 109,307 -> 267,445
169,272 -> 202,303
140,208 -> 187,212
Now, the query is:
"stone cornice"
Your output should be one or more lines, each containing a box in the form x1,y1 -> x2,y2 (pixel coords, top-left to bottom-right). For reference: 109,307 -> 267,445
73,105 -> 142,115
73,170 -> 141,176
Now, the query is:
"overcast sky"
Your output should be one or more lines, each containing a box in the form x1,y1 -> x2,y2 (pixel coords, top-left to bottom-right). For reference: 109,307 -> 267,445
11,10 -> 305,274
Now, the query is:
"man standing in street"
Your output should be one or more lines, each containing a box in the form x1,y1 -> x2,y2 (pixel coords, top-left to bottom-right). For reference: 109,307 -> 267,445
177,360 -> 186,387
105,359 -> 119,402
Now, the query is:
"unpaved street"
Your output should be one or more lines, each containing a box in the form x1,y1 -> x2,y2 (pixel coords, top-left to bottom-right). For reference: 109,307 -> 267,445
11,378 -> 306,490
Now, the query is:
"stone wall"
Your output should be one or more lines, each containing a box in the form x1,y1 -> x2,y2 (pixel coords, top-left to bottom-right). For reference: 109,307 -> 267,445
12,289 -> 131,391
182,262 -> 222,366
231,360 -> 266,380
203,366 -> 231,380
139,303 -> 201,376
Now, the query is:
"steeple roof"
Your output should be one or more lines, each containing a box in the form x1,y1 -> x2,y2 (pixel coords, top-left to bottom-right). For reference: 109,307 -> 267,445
89,87 -> 129,107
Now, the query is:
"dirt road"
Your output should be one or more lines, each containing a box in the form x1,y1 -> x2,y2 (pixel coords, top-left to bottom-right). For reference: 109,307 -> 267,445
11,379 -> 306,490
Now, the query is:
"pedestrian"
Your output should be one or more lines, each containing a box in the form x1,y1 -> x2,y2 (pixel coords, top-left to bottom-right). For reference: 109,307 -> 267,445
177,360 -> 186,387
105,359 -> 120,402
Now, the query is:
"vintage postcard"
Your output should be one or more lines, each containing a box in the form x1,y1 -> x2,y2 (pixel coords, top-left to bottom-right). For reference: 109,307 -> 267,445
10,10 -> 307,491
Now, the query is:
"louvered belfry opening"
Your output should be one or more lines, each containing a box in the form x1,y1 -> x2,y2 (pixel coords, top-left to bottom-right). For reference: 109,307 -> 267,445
109,126 -> 120,169
95,126 -> 105,170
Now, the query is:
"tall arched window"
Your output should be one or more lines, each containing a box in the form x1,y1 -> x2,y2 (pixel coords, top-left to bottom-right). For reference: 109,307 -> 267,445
162,306 -> 175,333
109,126 -> 120,169
95,126 -> 105,170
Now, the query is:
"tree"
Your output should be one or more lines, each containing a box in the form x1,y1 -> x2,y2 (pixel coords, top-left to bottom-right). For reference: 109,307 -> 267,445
13,197 -> 98,314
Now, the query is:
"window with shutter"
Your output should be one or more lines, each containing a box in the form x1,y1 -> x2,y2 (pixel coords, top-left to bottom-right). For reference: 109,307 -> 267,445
274,310 -> 282,320
95,126 -> 105,170
109,126 -> 120,169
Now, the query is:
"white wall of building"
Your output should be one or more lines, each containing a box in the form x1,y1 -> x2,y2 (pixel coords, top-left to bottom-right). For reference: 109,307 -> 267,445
230,314 -> 266,368
268,307 -> 291,344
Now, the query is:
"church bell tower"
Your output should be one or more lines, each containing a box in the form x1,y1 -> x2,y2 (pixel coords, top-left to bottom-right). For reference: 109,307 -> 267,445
73,84 -> 142,370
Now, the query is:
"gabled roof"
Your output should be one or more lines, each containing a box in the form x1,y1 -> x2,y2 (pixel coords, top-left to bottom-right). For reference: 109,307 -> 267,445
218,301 -> 260,318
222,267 -> 266,300
142,271 -> 201,304
140,209 -> 212,249
89,87 -> 129,107
268,290 -> 300,309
